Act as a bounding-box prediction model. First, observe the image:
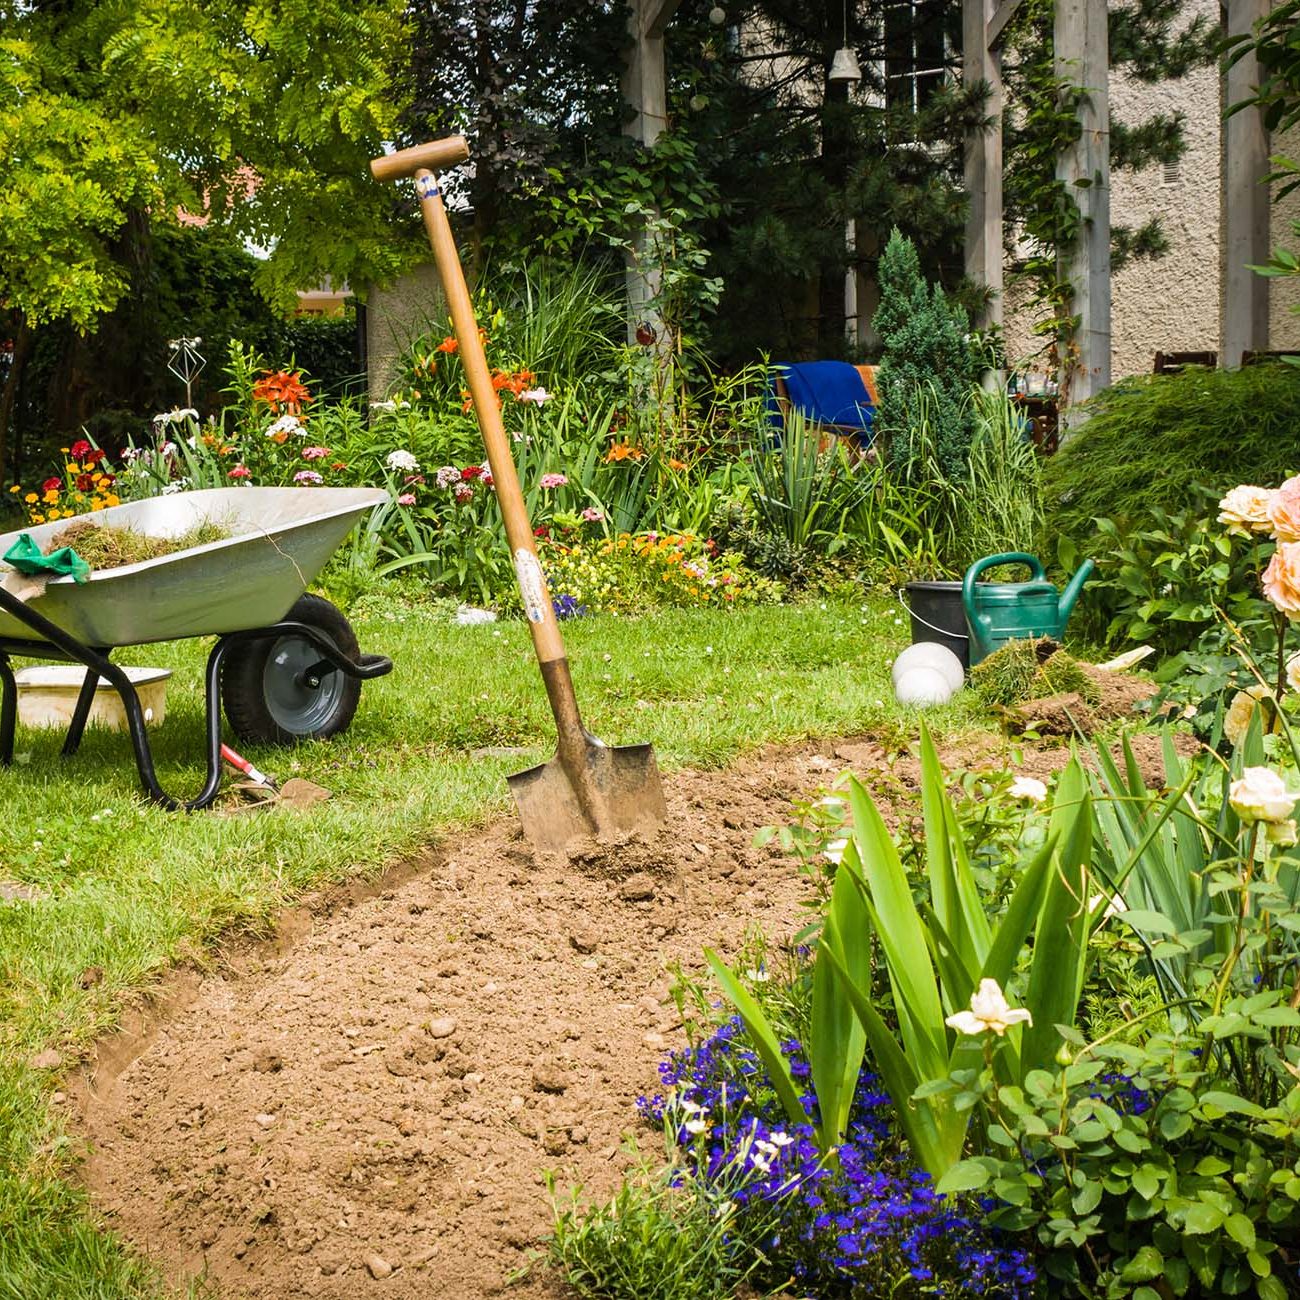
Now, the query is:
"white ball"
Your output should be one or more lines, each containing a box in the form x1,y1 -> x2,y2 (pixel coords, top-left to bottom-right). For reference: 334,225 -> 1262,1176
891,642 -> 965,692
894,666 -> 955,707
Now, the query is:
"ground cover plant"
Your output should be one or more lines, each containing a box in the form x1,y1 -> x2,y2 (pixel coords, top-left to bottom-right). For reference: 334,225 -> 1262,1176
0,592 -> 990,1300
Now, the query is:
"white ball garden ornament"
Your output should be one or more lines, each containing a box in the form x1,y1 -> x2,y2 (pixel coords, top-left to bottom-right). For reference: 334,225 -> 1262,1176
893,665 -> 954,707
891,642 -> 965,693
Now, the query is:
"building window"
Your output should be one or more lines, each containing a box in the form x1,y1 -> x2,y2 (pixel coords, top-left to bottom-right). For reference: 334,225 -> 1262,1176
883,0 -> 950,115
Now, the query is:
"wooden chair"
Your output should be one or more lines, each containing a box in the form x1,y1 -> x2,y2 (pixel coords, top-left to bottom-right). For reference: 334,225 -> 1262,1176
771,364 -> 879,460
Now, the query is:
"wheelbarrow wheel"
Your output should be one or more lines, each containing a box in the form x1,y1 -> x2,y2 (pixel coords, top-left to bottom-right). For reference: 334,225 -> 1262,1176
222,594 -> 362,745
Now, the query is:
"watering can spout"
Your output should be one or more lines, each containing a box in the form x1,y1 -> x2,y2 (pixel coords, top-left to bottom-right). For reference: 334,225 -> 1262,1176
1058,559 -> 1095,624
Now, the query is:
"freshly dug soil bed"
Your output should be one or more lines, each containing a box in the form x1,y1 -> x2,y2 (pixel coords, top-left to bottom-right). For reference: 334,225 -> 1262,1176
74,729 -> 1187,1299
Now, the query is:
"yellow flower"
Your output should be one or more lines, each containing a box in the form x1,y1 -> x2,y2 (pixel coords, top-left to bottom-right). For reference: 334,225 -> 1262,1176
23,493 -> 36,504
31,513 -> 45,524
7,484 -> 18,493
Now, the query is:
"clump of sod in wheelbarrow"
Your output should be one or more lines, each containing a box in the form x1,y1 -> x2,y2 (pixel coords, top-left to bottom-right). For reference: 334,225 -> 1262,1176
46,518 -> 231,571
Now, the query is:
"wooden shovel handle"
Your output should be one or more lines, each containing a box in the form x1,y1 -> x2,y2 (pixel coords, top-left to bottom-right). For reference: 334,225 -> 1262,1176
369,137 -> 470,183
371,151 -> 579,745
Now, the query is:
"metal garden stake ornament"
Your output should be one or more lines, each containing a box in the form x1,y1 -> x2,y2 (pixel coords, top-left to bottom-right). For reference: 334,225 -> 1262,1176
370,137 -> 668,853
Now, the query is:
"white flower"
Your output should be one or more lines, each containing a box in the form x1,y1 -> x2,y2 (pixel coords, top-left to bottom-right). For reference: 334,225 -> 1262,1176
1229,766 -> 1297,825
945,978 -> 1033,1038
434,465 -> 461,489
684,1118 -> 708,1135
769,1131 -> 793,1148
1287,654 -> 1300,694
1225,686 -> 1276,747
1009,776 -> 1047,803
265,414 -> 302,438
824,838 -> 848,865
153,407 -> 198,426
517,387 -> 551,405
370,400 -> 397,413
743,969 -> 770,984
160,479 -> 189,495
386,448 -> 420,472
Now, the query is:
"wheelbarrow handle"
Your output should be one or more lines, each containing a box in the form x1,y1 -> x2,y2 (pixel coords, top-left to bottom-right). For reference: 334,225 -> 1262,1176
372,141 -> 587,756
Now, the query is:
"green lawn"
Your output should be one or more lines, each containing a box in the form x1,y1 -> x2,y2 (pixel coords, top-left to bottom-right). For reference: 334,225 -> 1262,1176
0,590 -> 985,1299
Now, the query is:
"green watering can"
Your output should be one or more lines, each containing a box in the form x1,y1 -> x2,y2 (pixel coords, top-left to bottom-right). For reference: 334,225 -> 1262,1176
961,552 -> 1094,665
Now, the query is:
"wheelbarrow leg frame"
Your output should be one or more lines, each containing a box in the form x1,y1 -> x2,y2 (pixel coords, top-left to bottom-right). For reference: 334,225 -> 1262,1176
0,585 -> 391,812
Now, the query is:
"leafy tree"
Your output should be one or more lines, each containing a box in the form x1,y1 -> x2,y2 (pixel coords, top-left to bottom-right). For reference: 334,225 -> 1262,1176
0,0 -> 410,469
874,227 -> 975,481
401,0 -> 629,251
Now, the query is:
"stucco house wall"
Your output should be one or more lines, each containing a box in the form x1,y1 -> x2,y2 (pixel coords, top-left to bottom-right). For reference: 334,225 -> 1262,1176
1003,0 -> 1296,378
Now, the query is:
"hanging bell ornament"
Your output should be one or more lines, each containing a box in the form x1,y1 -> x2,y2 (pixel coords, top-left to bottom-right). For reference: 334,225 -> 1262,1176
708,5 -> 726,24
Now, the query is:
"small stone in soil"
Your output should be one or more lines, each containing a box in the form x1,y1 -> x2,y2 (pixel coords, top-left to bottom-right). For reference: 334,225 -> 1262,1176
531,1063 -> 569,1094
427,1017 -> 457,1039
618,873 -> 656,902
29,1049 -> 62,1070
364,1252 -> 393,1279
568,928 -> 600,954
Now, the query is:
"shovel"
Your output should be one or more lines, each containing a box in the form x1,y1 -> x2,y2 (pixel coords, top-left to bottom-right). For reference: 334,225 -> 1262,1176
371,137 -> 668,853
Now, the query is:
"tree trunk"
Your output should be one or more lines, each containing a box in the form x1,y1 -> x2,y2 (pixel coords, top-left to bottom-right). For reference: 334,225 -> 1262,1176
817,0 -> 850,356
0,314 -> 30,487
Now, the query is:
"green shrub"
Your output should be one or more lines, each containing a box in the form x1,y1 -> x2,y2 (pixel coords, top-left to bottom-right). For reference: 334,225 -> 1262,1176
874,229 -> 977,482
1042,364 -> 1300,551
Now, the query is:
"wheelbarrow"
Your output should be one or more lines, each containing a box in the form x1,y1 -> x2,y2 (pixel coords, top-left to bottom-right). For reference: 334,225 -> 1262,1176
0,485 -> 393,810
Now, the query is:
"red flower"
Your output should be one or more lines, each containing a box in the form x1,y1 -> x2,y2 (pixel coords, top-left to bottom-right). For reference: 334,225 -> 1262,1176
42,477 -> 61,493
461,465 -> 483,480
75,474 -> 93,492
331,461 -> 347,471
228,464 -> 252,480
70,439 -> 92,459
84,447 -> 105,465
453,484 -> 474,504
533,524 -> 550,539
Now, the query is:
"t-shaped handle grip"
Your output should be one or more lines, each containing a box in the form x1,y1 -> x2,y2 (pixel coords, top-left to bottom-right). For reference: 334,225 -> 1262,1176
369,136 -> 470,183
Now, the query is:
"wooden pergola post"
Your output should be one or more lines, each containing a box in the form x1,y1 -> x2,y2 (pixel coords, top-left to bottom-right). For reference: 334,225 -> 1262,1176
621,0 -> 684,347
1054,0 -> 1110,409
1221,0 -> 1271,368
962,0 -> 1014,330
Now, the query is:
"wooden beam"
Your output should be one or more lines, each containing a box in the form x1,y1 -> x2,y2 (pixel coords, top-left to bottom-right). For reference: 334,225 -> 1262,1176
964,0 -> 1004,330
1221,0 -> 1271,368
1055,0 -> 1110,411
644,0 -> 684,40
985,0 -> 1024,50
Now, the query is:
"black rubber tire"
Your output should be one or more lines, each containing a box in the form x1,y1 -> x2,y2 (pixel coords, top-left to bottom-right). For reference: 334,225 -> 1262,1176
221,594 -> 362,745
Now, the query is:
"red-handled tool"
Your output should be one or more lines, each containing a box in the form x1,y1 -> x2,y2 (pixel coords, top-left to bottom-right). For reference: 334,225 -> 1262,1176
220,743 -> 277,792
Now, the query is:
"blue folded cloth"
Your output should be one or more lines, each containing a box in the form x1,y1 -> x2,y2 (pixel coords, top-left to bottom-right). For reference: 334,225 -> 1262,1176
766,361 -> 874,444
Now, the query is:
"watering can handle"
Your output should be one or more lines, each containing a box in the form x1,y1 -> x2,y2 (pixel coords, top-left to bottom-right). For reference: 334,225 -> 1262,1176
961,552 -> 1046,623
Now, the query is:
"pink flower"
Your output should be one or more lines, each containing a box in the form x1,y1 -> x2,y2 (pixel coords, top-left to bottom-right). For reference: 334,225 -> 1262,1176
228,464 -> 252,480
403,474 -> 426,485
581,506 -> 604,522
397,492 -> 416,506
480,461 -> 493,487
539,473 -> 568,489
302,445 -> 331,461
454,484 -> 474,504
516,387 -> 551,405
1265,542 -> 1300,619
1270,476 -> 1300,542
293,469 -> 323,486
435,465 -> 461,489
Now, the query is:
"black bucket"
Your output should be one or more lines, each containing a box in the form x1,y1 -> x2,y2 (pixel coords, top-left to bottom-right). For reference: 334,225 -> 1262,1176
902,580 -> 970,669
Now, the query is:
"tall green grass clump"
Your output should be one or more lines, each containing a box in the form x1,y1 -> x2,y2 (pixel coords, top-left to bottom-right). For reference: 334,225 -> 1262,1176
1042,363 -> 1300,549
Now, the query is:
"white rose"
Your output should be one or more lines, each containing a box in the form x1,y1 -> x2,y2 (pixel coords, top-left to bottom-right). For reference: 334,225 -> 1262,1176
1009,776 -> 1047,803
1229,766 -> 1297,825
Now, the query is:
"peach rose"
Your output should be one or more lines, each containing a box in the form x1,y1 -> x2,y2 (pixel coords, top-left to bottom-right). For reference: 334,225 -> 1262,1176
1264,541 -> 1300,619
1268,476 -> 1300,542
1219,485 -> 1276,536
1224,685 -> 1279,747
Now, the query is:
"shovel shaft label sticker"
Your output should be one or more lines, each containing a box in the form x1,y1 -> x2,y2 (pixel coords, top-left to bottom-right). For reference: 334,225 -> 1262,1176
514,548 -> 548,623
415,173 -> 440,200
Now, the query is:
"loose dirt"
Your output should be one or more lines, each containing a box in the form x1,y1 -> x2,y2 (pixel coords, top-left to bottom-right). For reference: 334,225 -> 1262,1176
74,728 -> 1184,1299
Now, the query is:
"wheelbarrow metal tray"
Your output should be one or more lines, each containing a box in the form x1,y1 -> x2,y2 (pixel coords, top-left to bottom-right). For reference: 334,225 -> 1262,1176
0,486 -> 387,648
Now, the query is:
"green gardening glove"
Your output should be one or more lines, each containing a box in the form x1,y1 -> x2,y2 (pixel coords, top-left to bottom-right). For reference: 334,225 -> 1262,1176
3,533 -> 91,583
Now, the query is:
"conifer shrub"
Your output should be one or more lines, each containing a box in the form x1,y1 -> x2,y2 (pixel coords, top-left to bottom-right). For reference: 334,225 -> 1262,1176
873,229 -> 977,481
1042,363 -> 1300,551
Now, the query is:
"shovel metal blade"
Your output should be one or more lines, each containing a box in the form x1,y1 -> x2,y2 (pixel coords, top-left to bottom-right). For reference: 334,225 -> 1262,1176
508,738 -> 667,854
